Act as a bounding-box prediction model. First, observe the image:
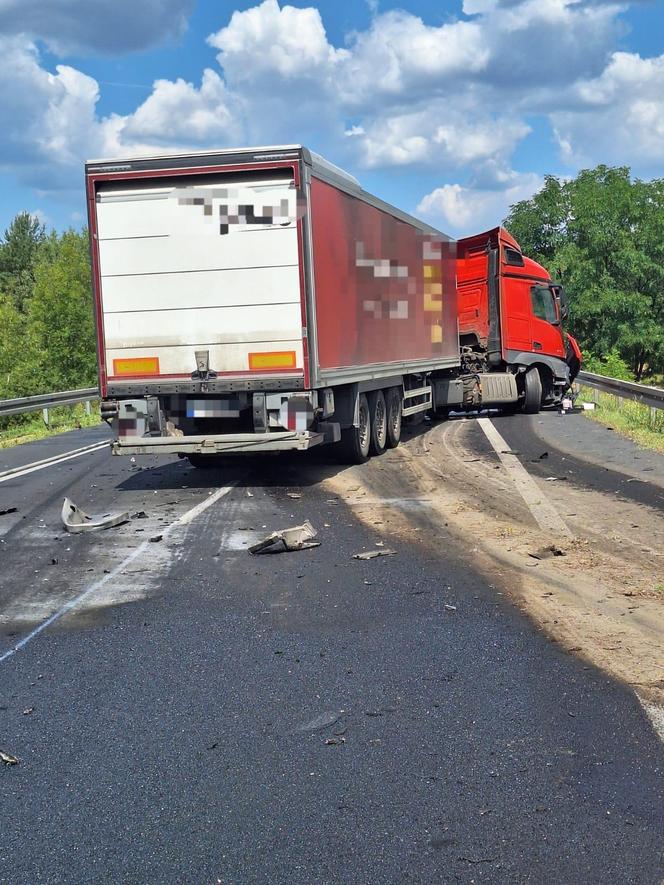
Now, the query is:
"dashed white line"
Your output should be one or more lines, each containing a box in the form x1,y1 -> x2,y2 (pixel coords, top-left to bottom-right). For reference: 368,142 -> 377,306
477,417 -> 573,538
0,440 -> 109,484
0,482 -> 236,664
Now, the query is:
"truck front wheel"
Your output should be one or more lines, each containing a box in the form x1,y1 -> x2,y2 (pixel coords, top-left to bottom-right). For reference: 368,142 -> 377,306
522,367 -> 543,414
338,393 -> 371,463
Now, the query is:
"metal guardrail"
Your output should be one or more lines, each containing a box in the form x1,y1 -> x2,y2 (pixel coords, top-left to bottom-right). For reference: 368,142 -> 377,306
577,371 -> 664,410
0,388 -> 99,422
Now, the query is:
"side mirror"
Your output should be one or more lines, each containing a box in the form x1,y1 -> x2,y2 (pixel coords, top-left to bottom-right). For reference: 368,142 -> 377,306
552,285 -> 568,322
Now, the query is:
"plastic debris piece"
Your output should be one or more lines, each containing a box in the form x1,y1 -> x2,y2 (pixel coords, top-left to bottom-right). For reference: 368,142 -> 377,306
132,510 -> 148,519
0,507 -> 18,516
297,711 -> 341,732
248,520 -> 319,554
149,534 -> 163,543
61,497 -> 129,534
286,492 -> 302,499
324,736 -> 346,746
352,549 -> 397,560
581,402 -> 596,410
0,750 -> 19,766
444,604 -> 457,612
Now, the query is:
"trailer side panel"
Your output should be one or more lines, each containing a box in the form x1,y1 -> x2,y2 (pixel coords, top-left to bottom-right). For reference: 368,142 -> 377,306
309,177 -> 458,377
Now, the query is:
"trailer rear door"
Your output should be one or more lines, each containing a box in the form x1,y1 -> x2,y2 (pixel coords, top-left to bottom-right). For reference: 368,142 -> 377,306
93,171 -> 304,384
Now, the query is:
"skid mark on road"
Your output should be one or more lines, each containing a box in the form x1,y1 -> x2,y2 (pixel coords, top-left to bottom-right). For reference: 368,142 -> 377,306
477,418 -> 573,538
0,483 -> 236,665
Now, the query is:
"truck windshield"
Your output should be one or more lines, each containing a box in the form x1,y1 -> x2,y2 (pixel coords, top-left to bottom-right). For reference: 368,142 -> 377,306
531,285 -> 558,324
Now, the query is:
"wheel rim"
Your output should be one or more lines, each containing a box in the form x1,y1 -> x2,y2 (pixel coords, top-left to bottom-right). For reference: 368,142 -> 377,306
389,395 -> 401,438
375,396 -> 386,446
359,401 -> 370,453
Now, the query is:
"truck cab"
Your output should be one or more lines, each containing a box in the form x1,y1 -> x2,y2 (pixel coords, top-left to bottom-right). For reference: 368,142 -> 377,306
456,227 -> 581,412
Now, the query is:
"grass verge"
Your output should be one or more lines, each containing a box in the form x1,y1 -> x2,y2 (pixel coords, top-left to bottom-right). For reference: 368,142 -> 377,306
0,402 -> 101,449
577,385 -> 664,454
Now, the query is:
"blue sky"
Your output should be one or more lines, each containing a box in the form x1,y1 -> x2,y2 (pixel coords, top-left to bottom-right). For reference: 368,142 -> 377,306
1,0 -> 663,237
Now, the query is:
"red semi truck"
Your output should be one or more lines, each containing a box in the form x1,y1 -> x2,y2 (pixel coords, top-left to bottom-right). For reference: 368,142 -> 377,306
85,144 -> 580,464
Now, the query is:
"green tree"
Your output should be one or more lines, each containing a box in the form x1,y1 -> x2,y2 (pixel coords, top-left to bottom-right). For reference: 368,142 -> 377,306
505,166 -> 664,380
27,229 -> 97,392
0,211 -> 46,312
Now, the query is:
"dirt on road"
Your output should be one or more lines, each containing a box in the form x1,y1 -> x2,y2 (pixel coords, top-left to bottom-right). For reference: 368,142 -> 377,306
325,417 -> 664,709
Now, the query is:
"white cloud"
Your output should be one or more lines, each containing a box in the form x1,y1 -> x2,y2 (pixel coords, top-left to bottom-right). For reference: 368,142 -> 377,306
336,10 -> 488,107
0,0 -> 195,55
120,70 -> 243,147
207,0 -> 346,84
348,108 -> 530,170
417,171 -> 542,234
551,51 -> 664,173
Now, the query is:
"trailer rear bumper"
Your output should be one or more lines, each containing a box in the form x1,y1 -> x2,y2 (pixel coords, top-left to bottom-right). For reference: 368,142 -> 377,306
112,430 -> 325,456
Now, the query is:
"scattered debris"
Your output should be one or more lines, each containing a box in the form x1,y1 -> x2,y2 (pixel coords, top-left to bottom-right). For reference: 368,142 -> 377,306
286,492 -> 302,499
352,549 -> 397,560
297,711 -> 342,732
501,449 -> 520,455
149,534 -> 163,543
0,507 -> 18,516
22,708 -> 34,716
539,451 -> 549,460
0,750 -> 19,766
324,736 -> 346,746
544,476 -> 568,482
132,510 -> 148,519
528,544 -> 567,560
581,401 -> 596,410
444,604 -> 457,612
61,498 -> 129,533
249,520 -> 319,554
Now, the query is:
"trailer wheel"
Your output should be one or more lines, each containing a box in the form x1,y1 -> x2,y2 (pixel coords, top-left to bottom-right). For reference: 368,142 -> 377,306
368,390 -> 387,455
337,393 -> 371,463
385,388 -> 402,448
522,367 -> 543,414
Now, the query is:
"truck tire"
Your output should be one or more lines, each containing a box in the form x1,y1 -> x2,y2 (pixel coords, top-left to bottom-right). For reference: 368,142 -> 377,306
337,393 -> 371,463
522,367 -> 542,414
368,390 -> 387,455
385,388 -> 402,448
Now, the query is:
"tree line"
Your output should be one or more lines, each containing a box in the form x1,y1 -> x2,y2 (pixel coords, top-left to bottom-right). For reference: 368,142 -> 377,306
505,165 -> 664,381
0,164 -> 662,408
0,213 -> 96,405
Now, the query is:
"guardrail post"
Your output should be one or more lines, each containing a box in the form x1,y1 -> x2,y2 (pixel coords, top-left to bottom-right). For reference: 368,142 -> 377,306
85,400 -> 91,416
42,407 -> 49,426
651,407 -> 657,428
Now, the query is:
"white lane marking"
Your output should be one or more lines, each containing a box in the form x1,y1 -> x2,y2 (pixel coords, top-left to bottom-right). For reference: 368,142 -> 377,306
477,417 -> 573,538
638,697 -> 664,746
0,483 -> 236,664
0,441 -> 108,484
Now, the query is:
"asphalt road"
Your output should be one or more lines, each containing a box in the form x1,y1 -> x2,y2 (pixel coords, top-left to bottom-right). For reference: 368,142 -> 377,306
0,412 -> 663,884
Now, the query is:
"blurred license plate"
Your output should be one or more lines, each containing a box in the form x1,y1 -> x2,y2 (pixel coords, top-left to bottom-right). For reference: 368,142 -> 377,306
186,399 -> 240,418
